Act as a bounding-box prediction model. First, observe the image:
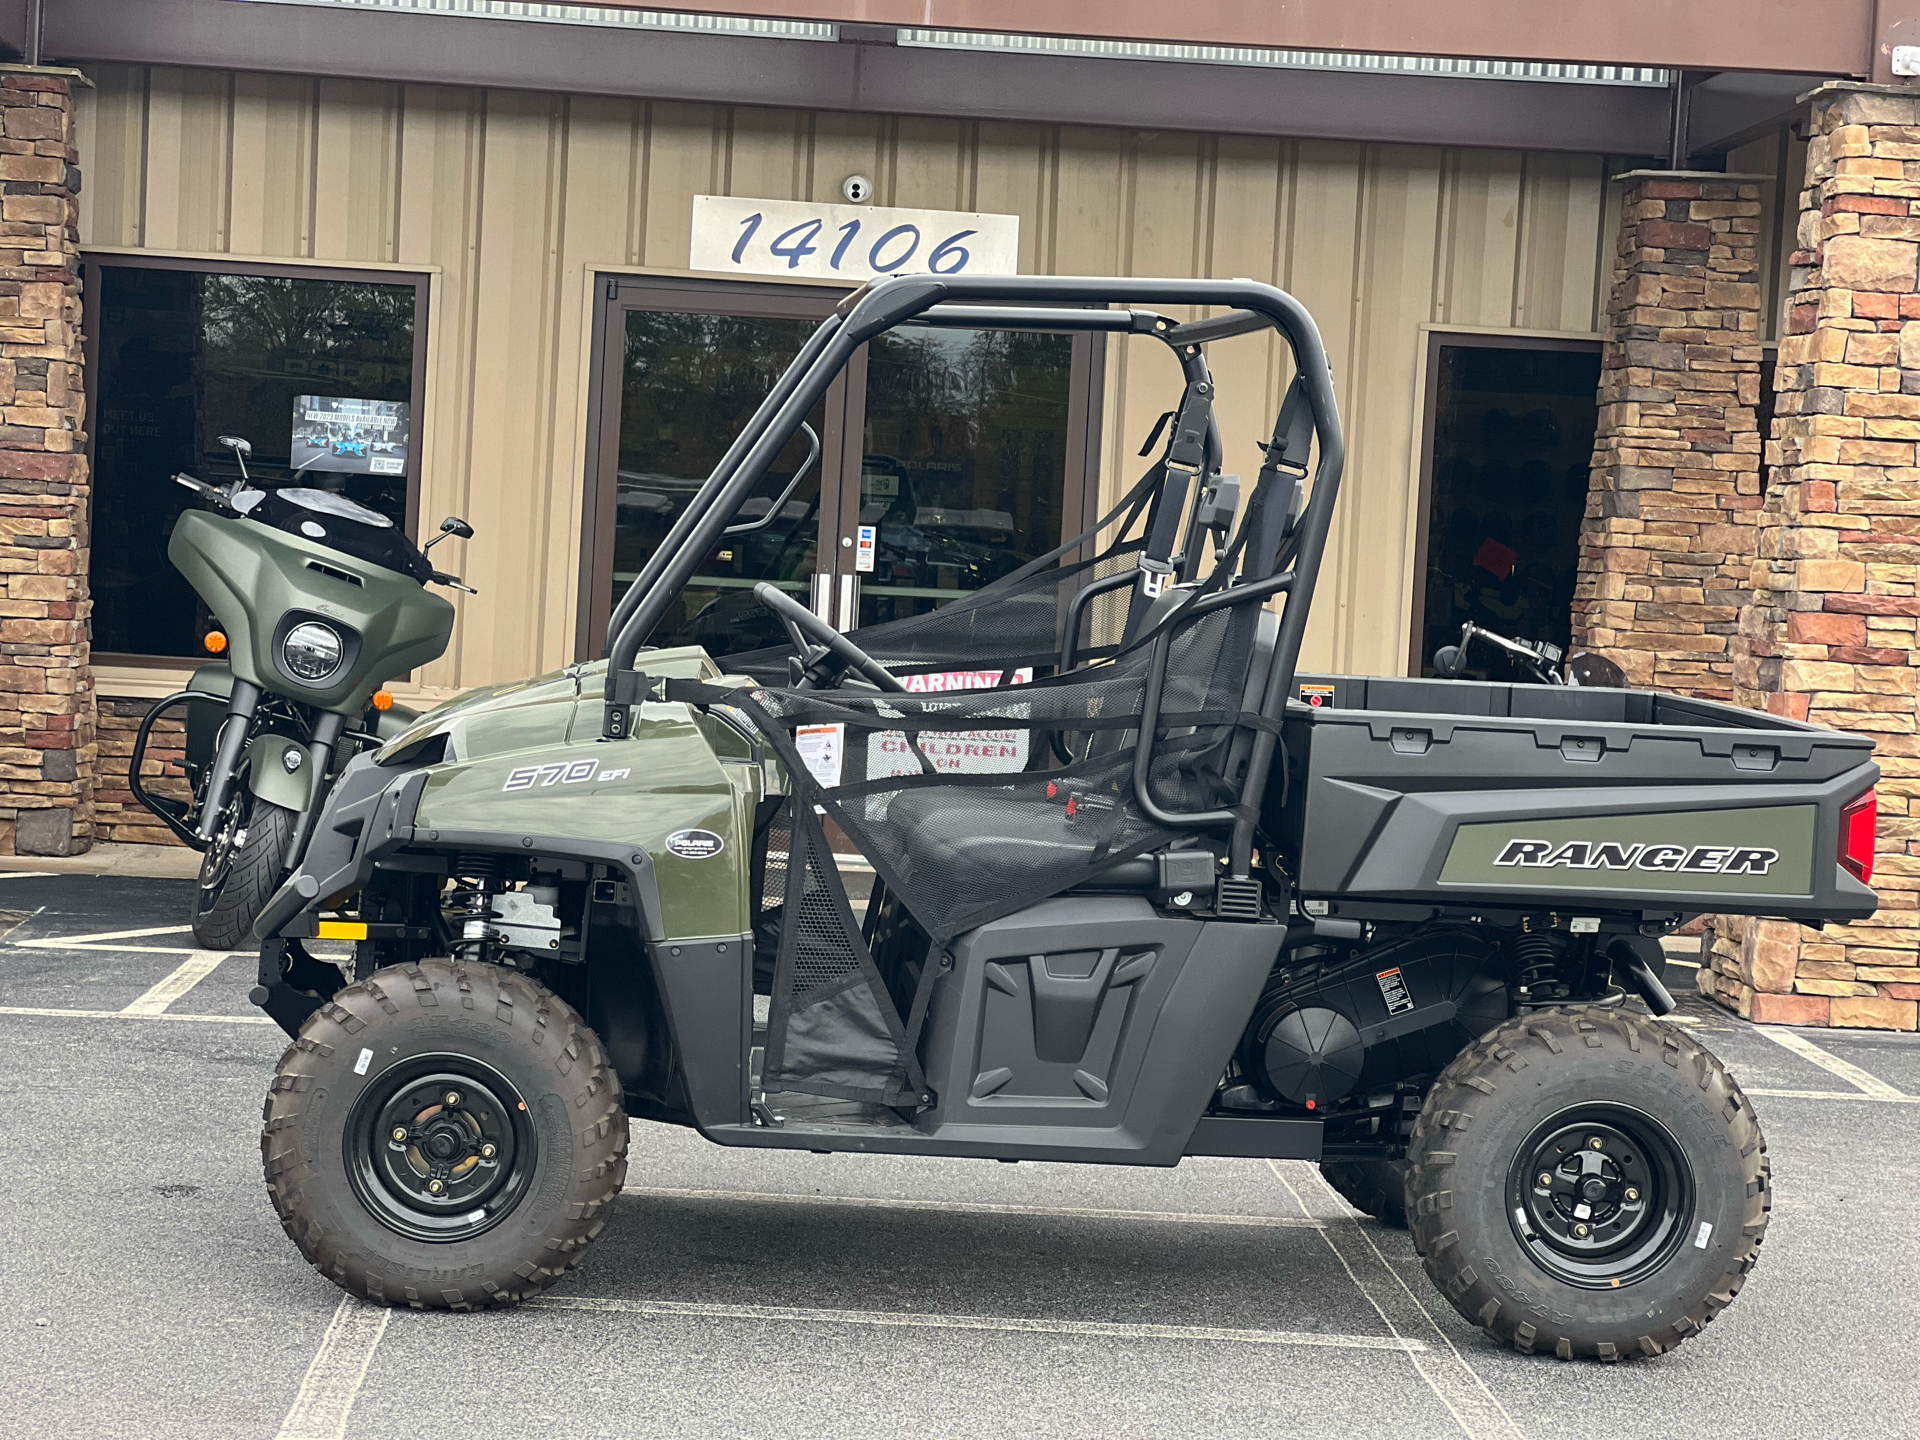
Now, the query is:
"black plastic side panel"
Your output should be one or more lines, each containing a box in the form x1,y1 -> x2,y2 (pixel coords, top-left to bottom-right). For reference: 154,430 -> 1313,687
1184,1116 -> 1322,1159
650,935 -> 752,1132
705,899 -> 1282,1164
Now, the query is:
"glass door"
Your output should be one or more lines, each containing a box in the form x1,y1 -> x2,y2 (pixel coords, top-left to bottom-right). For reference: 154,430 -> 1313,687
849,325 -> 1079,631
583,280 -> 1100,660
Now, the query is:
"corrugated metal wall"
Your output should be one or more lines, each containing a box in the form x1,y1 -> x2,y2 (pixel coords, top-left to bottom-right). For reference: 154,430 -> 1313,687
76,63 -> 1634,688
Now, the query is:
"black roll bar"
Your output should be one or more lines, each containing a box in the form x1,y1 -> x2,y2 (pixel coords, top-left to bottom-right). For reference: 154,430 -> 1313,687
604,274 -> 1347,881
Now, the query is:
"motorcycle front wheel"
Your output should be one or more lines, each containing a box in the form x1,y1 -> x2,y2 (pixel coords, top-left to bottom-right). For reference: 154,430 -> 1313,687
192,783 -> 297,950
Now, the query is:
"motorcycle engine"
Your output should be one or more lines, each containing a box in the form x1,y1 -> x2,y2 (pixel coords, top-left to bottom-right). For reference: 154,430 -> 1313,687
1236,927 -> 1510,1108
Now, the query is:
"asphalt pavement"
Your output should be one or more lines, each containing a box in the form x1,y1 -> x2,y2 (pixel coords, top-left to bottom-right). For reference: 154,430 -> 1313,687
0,872 -> 1915,1440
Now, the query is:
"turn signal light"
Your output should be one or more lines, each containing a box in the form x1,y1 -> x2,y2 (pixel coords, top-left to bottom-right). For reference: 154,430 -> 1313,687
1839,788 -> 1877,887
370,689 -> 394,712
202,630 -> 227,654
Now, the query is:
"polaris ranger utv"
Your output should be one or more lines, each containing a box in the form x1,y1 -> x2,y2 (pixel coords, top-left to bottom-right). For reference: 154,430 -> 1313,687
249,275 -> 1878,1360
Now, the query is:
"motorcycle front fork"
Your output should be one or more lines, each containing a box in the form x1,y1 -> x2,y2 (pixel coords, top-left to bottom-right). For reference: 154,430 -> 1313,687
194,687 -> 345,876
195,680 -> 261,844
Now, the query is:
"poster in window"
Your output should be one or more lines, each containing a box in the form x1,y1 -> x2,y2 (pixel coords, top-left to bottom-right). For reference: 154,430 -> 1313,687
291,395 -> 410,477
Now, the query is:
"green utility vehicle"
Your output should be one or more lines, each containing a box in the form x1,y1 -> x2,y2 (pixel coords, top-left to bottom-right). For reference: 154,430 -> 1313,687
248,276 -> 1878,1360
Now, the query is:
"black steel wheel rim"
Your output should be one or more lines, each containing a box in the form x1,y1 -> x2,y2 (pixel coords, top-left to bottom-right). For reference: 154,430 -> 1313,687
344,1054 -> 538,1243
1506,1103 -> 1694,1289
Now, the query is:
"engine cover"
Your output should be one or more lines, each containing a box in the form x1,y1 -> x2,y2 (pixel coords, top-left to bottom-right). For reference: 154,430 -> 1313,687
1239,928 -> 1510,1105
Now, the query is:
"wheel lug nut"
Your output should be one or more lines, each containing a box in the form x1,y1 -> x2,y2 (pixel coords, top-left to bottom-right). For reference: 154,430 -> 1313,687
444,1091 -> 461,1108
391,1126 -> 407,1142
1537,1172 -> 1552,1187
1588,1137 -> 1604,1151
427,1179 -> 444,1194
1573,1223 -> 1589,1238
1624,1186 -> 1640,1202
480,1144 -> 497,1159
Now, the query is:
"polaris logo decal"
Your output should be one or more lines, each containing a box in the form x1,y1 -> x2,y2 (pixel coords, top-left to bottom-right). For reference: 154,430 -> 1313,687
1493,839 -> 1779,876
665,828 -> 725,860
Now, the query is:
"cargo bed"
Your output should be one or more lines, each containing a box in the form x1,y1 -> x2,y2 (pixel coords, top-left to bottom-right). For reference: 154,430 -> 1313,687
1275,675 -> 1878,924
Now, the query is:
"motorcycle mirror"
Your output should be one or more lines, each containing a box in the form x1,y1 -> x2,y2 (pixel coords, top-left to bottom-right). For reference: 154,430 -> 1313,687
1433,644 -> 1467,679
217,435 -> 252,456
423,516 -> 474,554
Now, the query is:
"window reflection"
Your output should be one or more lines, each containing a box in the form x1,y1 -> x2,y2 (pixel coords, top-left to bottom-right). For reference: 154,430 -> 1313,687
612,310 -> 824,656
91,265 -> 416,658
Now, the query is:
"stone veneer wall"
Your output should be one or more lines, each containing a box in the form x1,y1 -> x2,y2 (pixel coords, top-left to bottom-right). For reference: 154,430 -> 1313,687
0,70 -> 89,857
1705,84 -> 1920,1031
97,698 -> 187,847
1572,172 -> 1766,697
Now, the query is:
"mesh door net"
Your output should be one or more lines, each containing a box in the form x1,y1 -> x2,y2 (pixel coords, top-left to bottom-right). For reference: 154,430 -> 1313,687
670,595 -> 1259,1105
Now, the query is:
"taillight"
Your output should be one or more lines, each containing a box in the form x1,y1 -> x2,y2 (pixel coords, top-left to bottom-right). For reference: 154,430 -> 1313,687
1840,788 -> 1877,887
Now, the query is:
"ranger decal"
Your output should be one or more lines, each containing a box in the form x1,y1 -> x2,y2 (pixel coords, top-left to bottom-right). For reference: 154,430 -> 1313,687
1493,839 -> 1780,876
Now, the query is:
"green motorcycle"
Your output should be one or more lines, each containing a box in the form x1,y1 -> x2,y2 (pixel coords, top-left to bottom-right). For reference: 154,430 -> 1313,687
129,434 -> 471,948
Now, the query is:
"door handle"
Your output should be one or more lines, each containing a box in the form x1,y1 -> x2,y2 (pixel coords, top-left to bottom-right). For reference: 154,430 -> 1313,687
810,572 -> 833,623
837,573 -> 860,632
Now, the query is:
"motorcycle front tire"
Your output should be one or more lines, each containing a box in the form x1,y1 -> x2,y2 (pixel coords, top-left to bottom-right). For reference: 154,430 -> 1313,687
192,789 -> 296,950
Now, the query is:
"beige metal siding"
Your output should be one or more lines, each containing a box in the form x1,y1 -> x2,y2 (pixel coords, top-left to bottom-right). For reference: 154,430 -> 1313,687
76,64 -> 1765,686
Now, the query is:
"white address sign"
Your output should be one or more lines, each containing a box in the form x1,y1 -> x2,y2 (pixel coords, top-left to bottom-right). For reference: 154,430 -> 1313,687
689,195 -> 1020,281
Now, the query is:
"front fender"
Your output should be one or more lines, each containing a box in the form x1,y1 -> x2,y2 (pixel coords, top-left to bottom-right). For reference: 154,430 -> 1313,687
247,734 -> 315,813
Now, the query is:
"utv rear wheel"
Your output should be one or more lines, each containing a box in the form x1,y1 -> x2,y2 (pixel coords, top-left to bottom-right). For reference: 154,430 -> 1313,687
1319,1160 -> 1409,1228
261,959 -> 628,1309
192,786 -> 295,950
1407,1006 -> 1769,1361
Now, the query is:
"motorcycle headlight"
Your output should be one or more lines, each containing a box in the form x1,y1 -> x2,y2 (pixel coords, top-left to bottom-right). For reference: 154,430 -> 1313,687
281,621 -> 344,682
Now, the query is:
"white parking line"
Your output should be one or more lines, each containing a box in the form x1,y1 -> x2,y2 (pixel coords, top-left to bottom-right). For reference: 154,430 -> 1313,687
20,923 -> 195,947
1759,1029 -> 1910,1100
121,951 -> 229,1016
0,1004 -> 276,1026
0,871 -> 54,879
526,1294 -> 1426,1351
1271,1160 -> 1525,1440
275,1297 -> 390,1440
623,1184 -> 1325,1229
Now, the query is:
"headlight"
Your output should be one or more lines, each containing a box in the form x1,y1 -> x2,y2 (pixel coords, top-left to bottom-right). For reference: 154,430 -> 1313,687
282,621 -> 344,682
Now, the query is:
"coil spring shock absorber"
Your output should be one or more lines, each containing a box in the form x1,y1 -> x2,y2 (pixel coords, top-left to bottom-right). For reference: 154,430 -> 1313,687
1511,928 -> 1573,1004
451,853 -> 511,958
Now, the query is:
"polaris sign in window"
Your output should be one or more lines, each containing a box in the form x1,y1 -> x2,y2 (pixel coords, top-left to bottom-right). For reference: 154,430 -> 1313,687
292,395 -> 411,477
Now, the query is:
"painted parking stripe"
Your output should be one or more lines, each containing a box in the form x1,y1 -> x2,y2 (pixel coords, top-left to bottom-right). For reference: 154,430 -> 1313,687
623,1184 -> 1325,1229
1744,1085 -> 1918,1103
0,1004 -> 276,1026
121,951 -> 229,1015
1759,1029 -> 1910,1100
0,871 -> 55,879
20,923 -> 194,946
1271,1160 -> 1525,1440
275,1296 -> 391,1440
526,1294 -> 1425,1352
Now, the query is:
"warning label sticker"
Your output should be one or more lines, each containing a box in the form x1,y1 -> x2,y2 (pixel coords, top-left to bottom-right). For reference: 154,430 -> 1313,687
1375,967 -> 1415,1016
1298,683 -> 1337,709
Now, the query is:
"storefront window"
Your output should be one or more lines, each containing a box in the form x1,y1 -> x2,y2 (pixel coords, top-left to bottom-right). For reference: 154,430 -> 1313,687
87,260 -> 425,660
1418,340 -> 1600,681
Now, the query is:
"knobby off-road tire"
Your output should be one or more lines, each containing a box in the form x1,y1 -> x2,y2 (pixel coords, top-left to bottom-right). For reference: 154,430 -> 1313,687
193,790 -> 297,950
1320,1159 -> 1410,1228
262,959 -> 629,1309
1407,1005 -> 1769,1361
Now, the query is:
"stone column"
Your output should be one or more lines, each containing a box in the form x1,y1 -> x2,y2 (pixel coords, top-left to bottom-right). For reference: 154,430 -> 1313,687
1707,83 -> 1920,1031
0,68 -> 90,856
1573,171 -> 1766,700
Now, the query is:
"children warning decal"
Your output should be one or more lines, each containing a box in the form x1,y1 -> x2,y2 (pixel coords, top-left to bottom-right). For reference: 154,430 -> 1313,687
864,668 -> 1033,782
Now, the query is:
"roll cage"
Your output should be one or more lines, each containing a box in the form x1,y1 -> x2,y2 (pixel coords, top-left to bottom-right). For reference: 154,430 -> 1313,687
599,274 -> 1347,886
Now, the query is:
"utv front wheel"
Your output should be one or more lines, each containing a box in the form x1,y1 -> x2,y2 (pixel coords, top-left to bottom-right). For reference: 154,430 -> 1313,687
1407,1006 -> 1769,1360
261,959 -> 628,1308
192,787 -> 295,950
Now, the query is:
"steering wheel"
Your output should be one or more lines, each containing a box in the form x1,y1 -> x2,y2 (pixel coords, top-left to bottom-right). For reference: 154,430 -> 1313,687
752,582 -> 907,693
